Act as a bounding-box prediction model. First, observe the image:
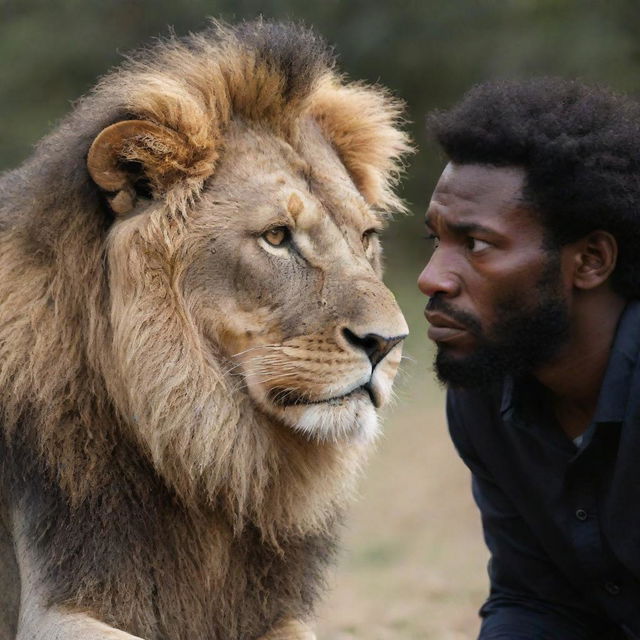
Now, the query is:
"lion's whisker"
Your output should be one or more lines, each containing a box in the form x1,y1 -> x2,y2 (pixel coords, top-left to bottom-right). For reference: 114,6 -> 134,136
229,344 -> 286,358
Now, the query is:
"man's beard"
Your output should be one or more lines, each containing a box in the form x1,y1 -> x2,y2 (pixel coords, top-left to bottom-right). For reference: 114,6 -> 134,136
430,259 -> 570,388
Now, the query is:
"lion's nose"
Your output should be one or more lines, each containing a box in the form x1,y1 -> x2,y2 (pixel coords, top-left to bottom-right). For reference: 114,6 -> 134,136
341,328 -> 407,368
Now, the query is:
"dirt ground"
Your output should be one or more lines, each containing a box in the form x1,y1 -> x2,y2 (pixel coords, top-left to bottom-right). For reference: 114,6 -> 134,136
315,324 -> 489,639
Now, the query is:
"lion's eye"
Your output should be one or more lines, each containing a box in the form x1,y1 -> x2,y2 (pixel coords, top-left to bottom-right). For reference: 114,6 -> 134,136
362,229 -> 379,252
262,227 -> 290,247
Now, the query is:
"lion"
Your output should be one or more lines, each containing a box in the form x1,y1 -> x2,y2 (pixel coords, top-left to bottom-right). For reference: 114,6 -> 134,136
0,19 -> 410,640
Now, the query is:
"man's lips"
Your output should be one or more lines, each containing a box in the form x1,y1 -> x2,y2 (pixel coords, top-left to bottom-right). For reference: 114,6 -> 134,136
424,310 -> 469,343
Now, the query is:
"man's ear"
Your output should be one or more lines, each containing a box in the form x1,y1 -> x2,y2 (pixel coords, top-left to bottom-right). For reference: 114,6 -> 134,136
87,120 -> 211,216
572,230 -> 618,290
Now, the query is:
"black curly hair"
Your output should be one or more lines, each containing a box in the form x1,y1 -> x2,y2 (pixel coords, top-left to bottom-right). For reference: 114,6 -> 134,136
428,78 -> 640,299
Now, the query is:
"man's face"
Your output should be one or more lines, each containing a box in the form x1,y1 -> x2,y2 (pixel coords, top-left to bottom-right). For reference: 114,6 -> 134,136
417,163 -> 570,387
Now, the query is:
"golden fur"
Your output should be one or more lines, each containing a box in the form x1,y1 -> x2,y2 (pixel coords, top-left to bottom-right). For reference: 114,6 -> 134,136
0,20 -> 410,640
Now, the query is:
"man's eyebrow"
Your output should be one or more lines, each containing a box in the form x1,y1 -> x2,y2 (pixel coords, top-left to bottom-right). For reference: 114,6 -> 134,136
448,220 -> 497,236
425,214 -> 497,237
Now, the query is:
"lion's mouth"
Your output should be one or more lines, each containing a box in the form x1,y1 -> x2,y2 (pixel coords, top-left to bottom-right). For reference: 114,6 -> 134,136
268,383 -> 378,408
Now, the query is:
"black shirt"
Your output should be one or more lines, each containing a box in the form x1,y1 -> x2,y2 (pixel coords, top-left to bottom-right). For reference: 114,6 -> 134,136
447,300 -> 640,639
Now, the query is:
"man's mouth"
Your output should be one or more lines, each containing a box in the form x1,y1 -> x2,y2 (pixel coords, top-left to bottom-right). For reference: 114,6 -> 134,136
424,311 -> 469,343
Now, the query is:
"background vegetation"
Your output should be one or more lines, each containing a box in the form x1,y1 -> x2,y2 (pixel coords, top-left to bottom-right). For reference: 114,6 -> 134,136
3,1 -> 640,637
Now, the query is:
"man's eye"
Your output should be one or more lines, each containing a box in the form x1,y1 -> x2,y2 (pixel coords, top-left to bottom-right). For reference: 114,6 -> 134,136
467,237 -> 491,253
262,226 -> 290,247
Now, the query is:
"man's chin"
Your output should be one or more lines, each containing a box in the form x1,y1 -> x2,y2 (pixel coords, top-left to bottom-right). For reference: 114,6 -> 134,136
434,347 -> 504,388
429,275 -> 571,389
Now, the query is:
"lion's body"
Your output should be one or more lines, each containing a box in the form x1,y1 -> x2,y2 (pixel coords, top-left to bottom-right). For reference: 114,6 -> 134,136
0,21 -> 409,640
0,429 -> 336,639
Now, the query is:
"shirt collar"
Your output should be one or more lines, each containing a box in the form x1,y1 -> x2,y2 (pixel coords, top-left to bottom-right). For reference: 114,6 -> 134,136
500,300 -> 640,423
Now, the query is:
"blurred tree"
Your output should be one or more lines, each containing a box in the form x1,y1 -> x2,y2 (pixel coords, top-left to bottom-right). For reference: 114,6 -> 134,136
1,0 -> 638,269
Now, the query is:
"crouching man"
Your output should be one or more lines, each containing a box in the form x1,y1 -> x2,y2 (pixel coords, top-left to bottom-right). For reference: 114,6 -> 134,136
419,79 -> 640,639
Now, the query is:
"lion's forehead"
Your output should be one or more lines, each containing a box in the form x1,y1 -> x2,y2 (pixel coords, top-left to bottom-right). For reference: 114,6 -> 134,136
201,118 -> 380,237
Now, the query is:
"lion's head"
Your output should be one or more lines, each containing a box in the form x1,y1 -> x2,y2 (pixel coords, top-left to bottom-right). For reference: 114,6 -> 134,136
0,21 -> 410,534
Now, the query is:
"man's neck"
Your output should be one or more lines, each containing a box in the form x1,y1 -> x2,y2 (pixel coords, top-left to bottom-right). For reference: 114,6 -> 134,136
533,290 -> 626,440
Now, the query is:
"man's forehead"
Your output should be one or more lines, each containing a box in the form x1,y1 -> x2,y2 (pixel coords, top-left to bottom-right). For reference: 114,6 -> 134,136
434,162 -> 525,204
430,163 -> 526,212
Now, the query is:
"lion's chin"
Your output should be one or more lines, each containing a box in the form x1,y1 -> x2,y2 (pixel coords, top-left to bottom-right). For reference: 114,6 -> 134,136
256,391 -> 380,444
288,396 -> 379,443
242,360 -> 400,443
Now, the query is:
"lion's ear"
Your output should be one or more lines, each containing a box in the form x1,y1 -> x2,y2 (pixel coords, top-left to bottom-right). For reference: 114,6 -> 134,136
87,120 -> 197,215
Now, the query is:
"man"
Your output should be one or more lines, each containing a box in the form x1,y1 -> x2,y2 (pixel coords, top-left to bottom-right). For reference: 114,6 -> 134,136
418,78 -> 640,639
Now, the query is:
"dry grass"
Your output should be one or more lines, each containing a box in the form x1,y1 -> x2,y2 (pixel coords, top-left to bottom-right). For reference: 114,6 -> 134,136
316,321 -> 489,639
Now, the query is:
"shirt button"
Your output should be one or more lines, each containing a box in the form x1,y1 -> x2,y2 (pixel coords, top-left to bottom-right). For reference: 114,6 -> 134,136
575,508 -> 588,521
604,581 -> 621,596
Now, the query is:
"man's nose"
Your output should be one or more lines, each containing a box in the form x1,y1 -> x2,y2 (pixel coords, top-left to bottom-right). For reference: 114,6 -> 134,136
417,253 -> 460,298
